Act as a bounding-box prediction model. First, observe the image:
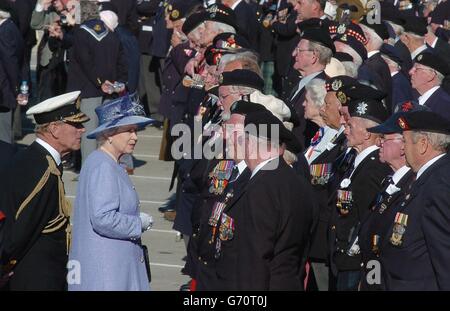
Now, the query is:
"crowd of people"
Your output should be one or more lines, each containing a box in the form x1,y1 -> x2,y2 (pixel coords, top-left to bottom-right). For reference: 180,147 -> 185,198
0,0 -> 449,291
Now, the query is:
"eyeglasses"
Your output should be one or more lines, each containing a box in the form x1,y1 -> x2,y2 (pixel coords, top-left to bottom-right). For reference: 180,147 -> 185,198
411,65 -> 436,75
380,137 -> 404,143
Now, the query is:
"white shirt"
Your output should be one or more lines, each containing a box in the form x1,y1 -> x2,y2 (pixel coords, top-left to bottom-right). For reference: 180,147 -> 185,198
236,160 -> 247,176
231,0 -> 243,10
305,126 -> 339,164
416,153 -> 446,180
418,86 -> 440,106
367,50 -> 380,59
250,156 -> 279,179
291,71 -> 322,100
411,45 -> 428,60
351,145 -> 380,178
392,165 -> 411,185
0,19 -> 7,26
391,70 -> 399,78
36,138 -> 62,166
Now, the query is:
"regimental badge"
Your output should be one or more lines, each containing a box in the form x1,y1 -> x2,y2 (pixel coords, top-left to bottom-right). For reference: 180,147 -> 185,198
94,24 -> 101,32
337,91 -> 347,104
331,79 -> 342,91
417,54 -> 423,61
397,116 -> 409,130
340,34 -> 348,42
390,212 -> 408,246
336,189 -> 353,215
356,102 -> 368,115
171,9 -> 179,19
337,24 -> 346,34
401,101 -> 413,112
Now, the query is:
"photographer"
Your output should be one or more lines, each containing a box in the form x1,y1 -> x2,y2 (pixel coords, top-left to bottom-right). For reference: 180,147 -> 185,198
31,0 -> 76,101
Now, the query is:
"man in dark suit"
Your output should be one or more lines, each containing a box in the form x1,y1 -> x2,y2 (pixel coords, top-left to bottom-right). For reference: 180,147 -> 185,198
359,109 -> 419,290
410,52 -> 450,120
381,110 -> 450,290
0,91 -> 89,290
231,109 -> 314,290
328,96 -> 392,291
221,0 -> 259,49
289,26 -> 333,149
358,20 -> 393,112
0,0 -> 24,144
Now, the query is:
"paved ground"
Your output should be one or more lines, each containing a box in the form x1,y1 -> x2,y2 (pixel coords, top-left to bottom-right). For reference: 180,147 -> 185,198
17,122 -> 190,291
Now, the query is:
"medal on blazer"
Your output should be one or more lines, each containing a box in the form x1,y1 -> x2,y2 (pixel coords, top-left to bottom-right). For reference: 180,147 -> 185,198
371,234 -> 380,255
310,163 -> 333,185
209,190 -> 234,243
336,190 -> 352,215
390,212 -> 408,246
208,160 -> 234,195
219,213 -> 234,241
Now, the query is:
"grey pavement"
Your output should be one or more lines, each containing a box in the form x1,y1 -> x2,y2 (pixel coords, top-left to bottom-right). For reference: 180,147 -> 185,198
17,121 -> 190,291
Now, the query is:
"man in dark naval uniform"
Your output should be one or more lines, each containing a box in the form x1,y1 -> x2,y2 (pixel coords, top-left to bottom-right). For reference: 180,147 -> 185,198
0,91 -> 89,290
381,111 -> 450,290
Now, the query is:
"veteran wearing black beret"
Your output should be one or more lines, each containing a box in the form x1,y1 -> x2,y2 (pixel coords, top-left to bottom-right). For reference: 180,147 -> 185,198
381,110 -> 450,290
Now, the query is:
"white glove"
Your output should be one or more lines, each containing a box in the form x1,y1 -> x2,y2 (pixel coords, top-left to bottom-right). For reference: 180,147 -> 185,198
140,212 -> 153,232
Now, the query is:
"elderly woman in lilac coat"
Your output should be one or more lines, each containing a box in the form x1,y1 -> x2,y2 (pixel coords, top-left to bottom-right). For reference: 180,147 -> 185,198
69,96 -> 154,291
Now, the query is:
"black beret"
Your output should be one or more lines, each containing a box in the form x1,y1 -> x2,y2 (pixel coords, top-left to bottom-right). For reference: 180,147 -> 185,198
230,100 -> 267,116
166,0 -> 200,21
98,1 -> 119,14
380,2 -> 406,26
203,4 -> 238,29
219,69 -> 264,91
415,52 -> 450,76
380,43 -> 403,66
397,110 -> 450,134
244,110 -> 301,151
336,83 -> 386,105
333,33 -> 367,61
325,75 -> 358,92
348,99 -> 389,124
334,51 -> 354,62
213,32 -> 251,49
360,18 -> 390,40
369,101 -> 428,134
182,11 -> 205,35
402,15 -> 428,36
300,27 -> 336,54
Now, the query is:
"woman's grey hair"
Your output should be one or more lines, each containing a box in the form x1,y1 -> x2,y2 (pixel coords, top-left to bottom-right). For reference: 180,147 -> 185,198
305,79 -> 326,109
412,131 -> 450,152
210,22 -> 236,35
342,61 -> 359,78
97,128 -> 120,145
80,0 -> 100,23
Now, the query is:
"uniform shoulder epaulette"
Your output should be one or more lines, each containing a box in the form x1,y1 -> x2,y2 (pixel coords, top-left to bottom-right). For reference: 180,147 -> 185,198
80,19 -> 109,42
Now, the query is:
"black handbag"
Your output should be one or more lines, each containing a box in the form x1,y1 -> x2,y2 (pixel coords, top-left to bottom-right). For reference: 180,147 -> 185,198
141,245 -> 151,283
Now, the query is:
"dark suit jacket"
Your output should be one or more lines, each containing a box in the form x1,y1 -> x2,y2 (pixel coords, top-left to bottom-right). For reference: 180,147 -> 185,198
329,149 -> 392,273
231,158 -> 314,290
0,19 -> 24,110
0,142 -> 67,290
66,20 -> 128,98
433,38 -> 450,67
391,71 -> 413,109
394,39 -> 412,76
111,0 -> 139,34
136,0 -> 159,54
423,87 -> 450,121
382,154 -> 450,290
359,169 -> 415,290
234,1 -> 260,51
357,52 -> 393,112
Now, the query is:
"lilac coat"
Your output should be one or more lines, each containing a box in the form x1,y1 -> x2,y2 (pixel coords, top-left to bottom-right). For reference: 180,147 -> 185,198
69,150 -> 150,291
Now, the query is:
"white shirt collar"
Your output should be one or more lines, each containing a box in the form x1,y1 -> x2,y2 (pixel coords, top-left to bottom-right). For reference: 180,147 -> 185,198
250,156 -> 279,179
36,138 -> 62,165
367,50 -> 380,58
291,71 -> 322,100
418,86 -> 440,106
416,153 -> 446,180
353,145 -> 379,173
392,165 -> 411,185
391,70 -> 399,77
231,0 -> 243,10
236,160 -> 247,176
411,44 -> 428,60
